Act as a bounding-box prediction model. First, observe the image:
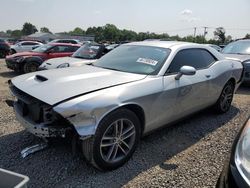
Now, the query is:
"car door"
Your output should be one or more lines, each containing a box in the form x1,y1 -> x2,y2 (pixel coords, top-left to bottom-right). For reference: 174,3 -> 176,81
20,42 -> 34,52
28,42 -> 41,51
47,45 -> 76,59
161,48 -> 217,122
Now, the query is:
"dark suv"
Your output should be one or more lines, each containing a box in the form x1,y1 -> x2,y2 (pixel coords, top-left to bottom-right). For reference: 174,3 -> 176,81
0,38 -> 10,58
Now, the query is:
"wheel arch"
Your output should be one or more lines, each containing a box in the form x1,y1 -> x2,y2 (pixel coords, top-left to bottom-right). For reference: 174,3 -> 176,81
227,77 -> 237,91
96,103 -> 146,137
24,56 -> 44,65
228,77 -> 236,85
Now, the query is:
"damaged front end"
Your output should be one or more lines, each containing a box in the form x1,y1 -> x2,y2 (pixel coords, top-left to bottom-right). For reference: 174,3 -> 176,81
8,82 -> 74,138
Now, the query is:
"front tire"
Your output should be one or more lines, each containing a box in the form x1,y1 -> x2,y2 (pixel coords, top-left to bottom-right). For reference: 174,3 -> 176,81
0,50 -> 8,58
10,49 -> 16,54
214,81 -> 235,113
82,108 -> 141,171
23,61 -> 40,73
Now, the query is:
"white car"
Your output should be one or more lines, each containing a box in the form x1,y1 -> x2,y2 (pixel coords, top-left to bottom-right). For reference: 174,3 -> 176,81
39,43 -> 107,70
10,41 -> 43,54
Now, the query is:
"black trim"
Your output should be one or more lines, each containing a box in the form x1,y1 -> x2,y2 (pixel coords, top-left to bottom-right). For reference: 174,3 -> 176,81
35,75 -> 48,82
165,48 -> 218,75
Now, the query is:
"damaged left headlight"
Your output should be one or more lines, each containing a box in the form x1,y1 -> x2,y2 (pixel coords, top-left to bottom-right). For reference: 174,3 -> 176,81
14,56 -> 24,62
42,105 -> 55,124
235,118 -> 250,185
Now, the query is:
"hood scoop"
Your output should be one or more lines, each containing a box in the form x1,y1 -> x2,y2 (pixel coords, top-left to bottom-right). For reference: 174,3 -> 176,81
35,75 -> 48,82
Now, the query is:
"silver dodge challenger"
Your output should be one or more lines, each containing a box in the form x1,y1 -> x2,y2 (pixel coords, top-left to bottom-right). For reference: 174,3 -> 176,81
8,41 -> 243,170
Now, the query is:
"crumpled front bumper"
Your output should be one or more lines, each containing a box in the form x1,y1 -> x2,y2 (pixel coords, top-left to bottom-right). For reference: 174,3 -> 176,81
13,102 -> 71,138
5,58 -> 22,71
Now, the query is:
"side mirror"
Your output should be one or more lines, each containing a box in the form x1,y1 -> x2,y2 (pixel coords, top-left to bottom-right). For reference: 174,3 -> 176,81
175,66 -> 196,80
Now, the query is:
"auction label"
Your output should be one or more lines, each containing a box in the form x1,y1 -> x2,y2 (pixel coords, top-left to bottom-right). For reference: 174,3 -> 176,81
136,58 -> 158,66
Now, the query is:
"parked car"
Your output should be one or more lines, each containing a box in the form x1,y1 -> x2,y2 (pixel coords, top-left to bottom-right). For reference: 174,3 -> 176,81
222,39 -> 250,85
39,43 -> 107,70
49,39 -> 82,45
8,41 -> 243,170
0,38 -> 10,58
106,44 -> 120,51
5,43 -> 80,73
216,117 -> 250,188
5,38 -> 18,45
10,41 -> 43,54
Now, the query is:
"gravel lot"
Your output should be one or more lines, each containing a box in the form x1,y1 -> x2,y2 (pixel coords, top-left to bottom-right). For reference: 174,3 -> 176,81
0,58 -> 249,188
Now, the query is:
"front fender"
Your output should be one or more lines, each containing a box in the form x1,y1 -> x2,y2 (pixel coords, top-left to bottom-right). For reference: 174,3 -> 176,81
24,56 -> 44,65
53,87 -> 121,137
53,77 -> 162,138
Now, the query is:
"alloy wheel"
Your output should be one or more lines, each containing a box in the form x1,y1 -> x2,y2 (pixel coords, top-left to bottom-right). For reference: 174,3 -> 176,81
100,118 -> 136,163
220,83 -> 234,112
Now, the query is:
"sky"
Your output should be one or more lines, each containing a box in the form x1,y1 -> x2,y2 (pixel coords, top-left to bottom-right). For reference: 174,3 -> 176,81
0,0 -> 250,39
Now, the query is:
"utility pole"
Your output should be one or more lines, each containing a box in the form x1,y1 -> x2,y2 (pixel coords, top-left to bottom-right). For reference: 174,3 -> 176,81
193,27 -> 197,42
203,27 -> 208,43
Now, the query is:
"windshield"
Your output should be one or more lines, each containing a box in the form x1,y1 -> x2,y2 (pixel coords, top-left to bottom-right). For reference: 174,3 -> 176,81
222,40 -> 250,55
93,45 -> 171,75
32,44 -> 53,53
72,44 -> 101,59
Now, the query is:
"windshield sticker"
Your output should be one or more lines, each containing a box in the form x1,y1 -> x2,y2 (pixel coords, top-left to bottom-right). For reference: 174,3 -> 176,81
136,58 -> 158,66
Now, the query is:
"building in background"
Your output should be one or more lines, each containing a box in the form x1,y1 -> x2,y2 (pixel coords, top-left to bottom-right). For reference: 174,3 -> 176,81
23,32 -> 57,43
55,33 -> 95,42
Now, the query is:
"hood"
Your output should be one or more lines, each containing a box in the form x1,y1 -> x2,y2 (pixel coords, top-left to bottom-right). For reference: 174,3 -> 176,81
6,51 -> 44,59
11,65 -> 146,105
40,57 -> 96,69
223,53 -> 250,63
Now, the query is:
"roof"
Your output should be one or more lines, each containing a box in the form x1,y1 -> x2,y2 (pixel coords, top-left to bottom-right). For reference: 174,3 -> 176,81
18,40 -> 43,44
126,41 -> 199,49
49,43 -> 81,47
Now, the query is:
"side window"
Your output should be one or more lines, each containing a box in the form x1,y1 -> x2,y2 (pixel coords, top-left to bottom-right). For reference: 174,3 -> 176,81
167,49 -> 217,74
21,42 -> 29,46
50,45 -> 72,53
29,42 -> 38,45
22,42 -> 37,45
70,40 -> 77,44
27,42 -> 37,45
70,46 -> 79,52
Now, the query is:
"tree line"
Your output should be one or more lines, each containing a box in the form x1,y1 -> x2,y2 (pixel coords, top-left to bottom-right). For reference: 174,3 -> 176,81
1,22 -> 250,45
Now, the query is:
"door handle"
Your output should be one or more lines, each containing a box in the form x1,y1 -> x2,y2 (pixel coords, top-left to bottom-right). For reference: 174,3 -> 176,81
205,75 -> 211,78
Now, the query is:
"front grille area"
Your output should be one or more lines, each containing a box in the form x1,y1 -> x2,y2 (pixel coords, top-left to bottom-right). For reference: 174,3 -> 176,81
9,82 -> 73,131
10,83 -> 52,124
16,99 -> 45,123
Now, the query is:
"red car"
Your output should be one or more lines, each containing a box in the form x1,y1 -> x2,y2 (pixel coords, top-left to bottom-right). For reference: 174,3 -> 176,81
5,43 -> 80,73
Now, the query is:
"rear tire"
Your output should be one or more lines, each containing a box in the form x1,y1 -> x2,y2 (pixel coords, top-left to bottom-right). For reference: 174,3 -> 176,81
82,108 -> 141,171
23,61 -> 40,73
214,81 -> 235,114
